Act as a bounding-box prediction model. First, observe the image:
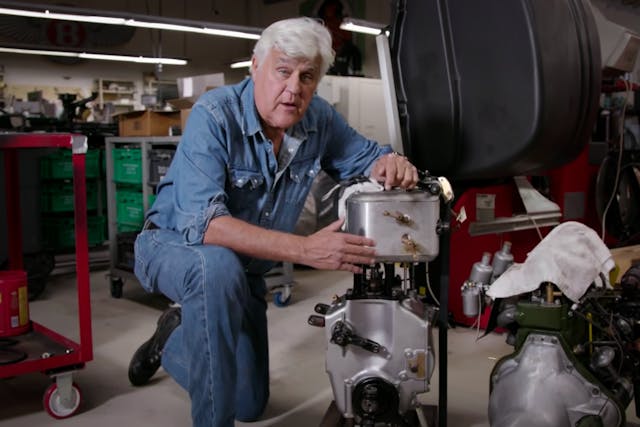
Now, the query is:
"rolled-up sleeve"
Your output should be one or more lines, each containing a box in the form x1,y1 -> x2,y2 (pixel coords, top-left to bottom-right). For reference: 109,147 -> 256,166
172,102 -> 231,245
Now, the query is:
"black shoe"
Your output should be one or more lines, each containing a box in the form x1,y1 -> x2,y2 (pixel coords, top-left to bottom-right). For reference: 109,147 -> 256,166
128,307 -> 181,386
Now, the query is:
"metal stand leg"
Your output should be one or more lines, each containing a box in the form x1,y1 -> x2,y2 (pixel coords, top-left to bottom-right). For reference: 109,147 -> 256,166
319,400 -> 344,427
415,405 -> 438,427
319,401 -> 437,427
438,213 -> 451,427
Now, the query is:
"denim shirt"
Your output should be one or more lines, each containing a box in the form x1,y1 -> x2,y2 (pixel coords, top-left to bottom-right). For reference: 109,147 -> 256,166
147,78 -> 391,271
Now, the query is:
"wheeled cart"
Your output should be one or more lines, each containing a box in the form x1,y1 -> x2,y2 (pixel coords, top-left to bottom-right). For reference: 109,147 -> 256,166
265,262 -> 295,307
0,133 -> 93,419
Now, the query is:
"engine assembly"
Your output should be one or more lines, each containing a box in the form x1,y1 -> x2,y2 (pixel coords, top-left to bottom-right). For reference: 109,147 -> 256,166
307,172 -> 640,427
310,175 -> 451,426
465,227 -> 640,427
487,270 -> 640,427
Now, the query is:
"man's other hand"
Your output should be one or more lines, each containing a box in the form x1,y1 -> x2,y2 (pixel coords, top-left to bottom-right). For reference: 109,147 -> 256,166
301,218 -> 376,273
370,152 -> 419,191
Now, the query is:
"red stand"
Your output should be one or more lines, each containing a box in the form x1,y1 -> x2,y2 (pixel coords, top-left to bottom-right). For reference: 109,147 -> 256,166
0,133 -> 93,418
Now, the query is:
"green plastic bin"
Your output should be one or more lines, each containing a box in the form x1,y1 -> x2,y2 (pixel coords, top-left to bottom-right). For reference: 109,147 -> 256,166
41,180 -> 98,212
42,215 -> 106,249
40,149 -> 101,179
116,189 -> 144,228
113,147 -> 142,184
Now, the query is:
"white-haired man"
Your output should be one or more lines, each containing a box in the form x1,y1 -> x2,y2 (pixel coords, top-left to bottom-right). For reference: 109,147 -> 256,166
128,16 -> 418,427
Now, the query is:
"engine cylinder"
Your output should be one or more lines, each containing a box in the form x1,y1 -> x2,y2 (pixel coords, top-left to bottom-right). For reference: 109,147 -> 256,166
470,252 -> 493,283
491,242 -> 514,280
462,286 -> 481,318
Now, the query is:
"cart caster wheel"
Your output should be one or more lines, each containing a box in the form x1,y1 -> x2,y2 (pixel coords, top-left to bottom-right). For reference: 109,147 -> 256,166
43,382 -> 82,419
273,288 -> 292,307
110,278 -> 123,298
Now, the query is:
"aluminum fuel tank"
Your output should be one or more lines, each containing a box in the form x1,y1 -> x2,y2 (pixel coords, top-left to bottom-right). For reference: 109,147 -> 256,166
345,190 -> 440,262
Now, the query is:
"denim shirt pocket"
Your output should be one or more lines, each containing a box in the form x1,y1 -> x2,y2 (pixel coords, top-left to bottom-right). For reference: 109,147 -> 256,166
227,168 -> 266,211
286,158 -> 321,206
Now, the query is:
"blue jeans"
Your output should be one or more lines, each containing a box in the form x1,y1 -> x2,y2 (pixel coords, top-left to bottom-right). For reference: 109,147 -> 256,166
134,229 -> 270,426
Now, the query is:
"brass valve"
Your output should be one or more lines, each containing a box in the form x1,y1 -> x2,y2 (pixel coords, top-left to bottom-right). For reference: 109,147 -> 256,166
401,233 -> 420,260
545,282 -> 562,303
383,210 -> 413,226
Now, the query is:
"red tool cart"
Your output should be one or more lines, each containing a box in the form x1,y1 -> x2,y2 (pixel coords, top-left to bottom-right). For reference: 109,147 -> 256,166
0,133 -> 93,418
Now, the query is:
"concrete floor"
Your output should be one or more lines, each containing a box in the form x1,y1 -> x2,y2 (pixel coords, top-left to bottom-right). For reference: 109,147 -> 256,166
1,267 -> 639,426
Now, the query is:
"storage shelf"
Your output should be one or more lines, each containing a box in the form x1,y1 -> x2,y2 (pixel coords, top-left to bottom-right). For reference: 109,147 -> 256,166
104,136 -> 179,298
97,78 -> 137,110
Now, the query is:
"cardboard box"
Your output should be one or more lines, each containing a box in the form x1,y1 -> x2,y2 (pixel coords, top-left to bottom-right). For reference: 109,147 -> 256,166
177,73 -> 225,98
611,244 -> 640,280
169,72 -> 224,134
167,97 -> 196,110
180,108 -> 192,133
166,98 -> 195,134
117,110 -> 181,137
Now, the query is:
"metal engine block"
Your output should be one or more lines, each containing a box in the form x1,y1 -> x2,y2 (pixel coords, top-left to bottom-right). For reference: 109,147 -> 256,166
487,267 -> 640,427
325,267 -> 436,422
310,180 -> 449,426
490,332 -> 622,427
311,264 -> 437,426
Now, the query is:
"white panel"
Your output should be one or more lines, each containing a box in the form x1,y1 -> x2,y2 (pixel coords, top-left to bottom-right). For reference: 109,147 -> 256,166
317,75 -> 390,146
348,77 -> 389,145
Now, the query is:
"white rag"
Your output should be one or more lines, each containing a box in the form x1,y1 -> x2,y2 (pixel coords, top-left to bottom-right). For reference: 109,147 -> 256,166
337,178 -> 384,220
486,221 -> 615,302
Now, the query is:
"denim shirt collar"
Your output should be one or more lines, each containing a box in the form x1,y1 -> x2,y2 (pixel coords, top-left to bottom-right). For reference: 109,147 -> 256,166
240,77 -> 317,142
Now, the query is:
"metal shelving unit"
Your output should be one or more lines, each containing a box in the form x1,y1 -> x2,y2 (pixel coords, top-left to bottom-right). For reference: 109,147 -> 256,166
96,78 -> 136,112
104,135 -> 295,305
104,136 -> 179,298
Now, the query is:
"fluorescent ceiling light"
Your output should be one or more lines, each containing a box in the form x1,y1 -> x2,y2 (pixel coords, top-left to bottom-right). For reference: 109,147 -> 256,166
0,3 -> 262,40
230,60 -> 252,69
126,20 -> 260,40
0,46 -> 187,65
0,7 -> 125,25
340,18 -> 385,36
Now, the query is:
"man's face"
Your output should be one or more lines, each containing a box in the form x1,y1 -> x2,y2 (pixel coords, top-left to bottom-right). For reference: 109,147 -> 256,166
252,48 -> 321,133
